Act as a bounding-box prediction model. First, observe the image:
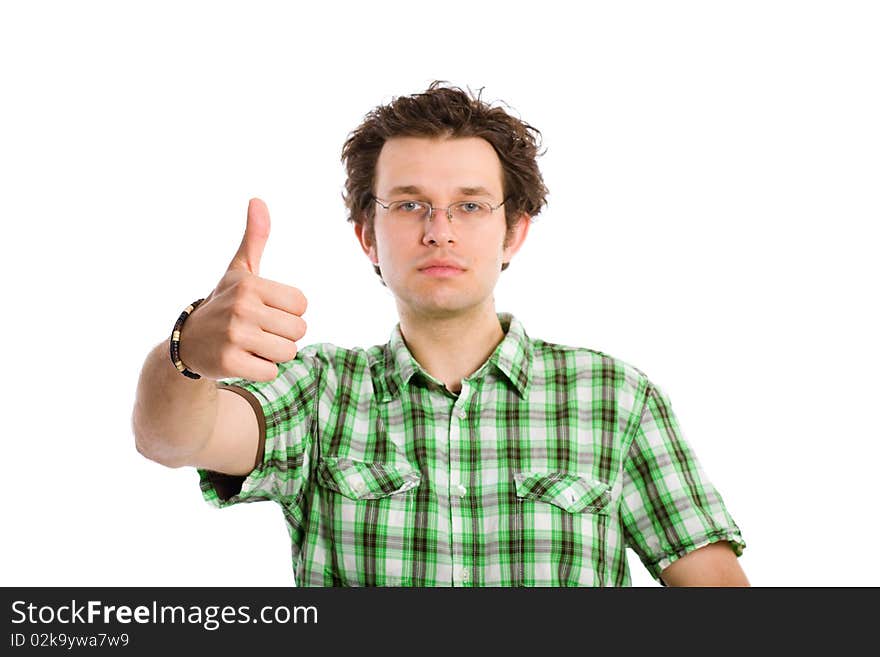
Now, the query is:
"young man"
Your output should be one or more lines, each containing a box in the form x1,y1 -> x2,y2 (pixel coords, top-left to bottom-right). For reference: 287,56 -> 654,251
132,81 -> 748,587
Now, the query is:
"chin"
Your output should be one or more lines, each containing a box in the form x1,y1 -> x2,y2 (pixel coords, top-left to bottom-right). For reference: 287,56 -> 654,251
410,295 -> 487,318
390,278 -> 487,311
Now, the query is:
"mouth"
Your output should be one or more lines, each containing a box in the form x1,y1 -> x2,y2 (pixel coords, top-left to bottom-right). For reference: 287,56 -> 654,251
419,266 -> 465,277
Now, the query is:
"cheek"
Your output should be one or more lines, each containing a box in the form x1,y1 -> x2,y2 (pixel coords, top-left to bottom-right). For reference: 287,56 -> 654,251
375,233 -> 395,262
481,230 -> 509,261
375,232 -> 409,272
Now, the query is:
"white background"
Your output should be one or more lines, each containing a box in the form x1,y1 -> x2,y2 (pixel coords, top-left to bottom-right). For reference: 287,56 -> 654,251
1,0 -> 877,587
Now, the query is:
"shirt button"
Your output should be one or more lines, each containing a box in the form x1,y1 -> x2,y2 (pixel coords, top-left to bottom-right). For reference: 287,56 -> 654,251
458,409 -> 467,419
461,568 -> 470,582
454,484 -> 467,497
353,481 -> 366,494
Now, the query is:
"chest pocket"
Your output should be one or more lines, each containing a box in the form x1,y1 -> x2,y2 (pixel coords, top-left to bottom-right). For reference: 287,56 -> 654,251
514,470 -> 611,515
316,456 -> 421,500
314,456 -> 421,586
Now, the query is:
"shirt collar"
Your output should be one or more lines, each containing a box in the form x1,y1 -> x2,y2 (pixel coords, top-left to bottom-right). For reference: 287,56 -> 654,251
375,311 -> 532,401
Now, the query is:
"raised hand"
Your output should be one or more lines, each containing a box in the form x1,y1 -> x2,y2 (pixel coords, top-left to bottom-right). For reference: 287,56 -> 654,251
178,198 -> 308,382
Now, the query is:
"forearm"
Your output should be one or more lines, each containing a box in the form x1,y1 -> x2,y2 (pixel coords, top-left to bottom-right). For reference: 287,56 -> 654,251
660,541 -> 750,587
131,340 -> 218,467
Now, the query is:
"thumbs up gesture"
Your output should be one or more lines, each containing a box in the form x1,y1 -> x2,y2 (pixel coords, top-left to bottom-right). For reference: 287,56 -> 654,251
177,198 -> 308,382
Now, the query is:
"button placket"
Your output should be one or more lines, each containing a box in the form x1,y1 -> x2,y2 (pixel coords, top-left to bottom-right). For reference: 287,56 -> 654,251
454,384 -> 469,421
448,384 -> 472,586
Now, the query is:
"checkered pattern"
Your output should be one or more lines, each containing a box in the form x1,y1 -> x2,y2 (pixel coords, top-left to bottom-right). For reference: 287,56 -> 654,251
198,312 -> 745,586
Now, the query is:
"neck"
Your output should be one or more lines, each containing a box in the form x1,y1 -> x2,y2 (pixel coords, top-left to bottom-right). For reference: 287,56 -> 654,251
396,300 -> 505,395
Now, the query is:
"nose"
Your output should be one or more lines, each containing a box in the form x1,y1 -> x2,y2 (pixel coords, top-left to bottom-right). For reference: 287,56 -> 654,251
421,206 -> 456,246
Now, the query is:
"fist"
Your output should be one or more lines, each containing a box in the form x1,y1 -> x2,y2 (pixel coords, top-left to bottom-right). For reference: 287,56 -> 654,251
178,198 -> 308,382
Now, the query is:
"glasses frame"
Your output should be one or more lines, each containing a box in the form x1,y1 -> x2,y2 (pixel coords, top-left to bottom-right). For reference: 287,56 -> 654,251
371,195 -> 508,224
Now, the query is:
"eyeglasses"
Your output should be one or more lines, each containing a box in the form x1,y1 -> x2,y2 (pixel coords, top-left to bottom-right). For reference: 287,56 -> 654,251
372,195 -> 508,225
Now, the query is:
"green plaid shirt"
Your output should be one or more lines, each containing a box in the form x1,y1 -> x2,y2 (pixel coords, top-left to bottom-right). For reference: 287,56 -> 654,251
198,312 -> 745,586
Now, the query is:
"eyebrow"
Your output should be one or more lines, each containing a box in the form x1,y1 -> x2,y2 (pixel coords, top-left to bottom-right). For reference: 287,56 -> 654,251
386,185 -> 495,198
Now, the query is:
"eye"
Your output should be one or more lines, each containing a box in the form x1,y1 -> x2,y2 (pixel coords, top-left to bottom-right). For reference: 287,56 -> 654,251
460,202 -> 482,213
395,201 -> 424,212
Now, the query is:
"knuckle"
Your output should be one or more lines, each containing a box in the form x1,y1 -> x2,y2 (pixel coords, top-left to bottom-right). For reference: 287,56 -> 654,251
225,321 -> 245,346
263,362 -> 279,382
287,314 -> 305,334
232,276 -> 255,299
222,269 -> 246,293
292,288 -> 307,313
236,271 -> 255,288
229,296 -> 252,319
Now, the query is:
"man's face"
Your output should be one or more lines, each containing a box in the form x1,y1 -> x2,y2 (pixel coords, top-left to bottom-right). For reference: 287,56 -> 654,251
355,136 -> 530,319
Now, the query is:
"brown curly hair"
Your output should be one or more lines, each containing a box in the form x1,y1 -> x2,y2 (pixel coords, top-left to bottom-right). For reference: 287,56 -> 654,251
340,80 -> 549,282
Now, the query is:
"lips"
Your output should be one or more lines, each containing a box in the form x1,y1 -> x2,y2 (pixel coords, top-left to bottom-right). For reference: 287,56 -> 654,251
418,260 -> 465,270
419,263 -> 465,278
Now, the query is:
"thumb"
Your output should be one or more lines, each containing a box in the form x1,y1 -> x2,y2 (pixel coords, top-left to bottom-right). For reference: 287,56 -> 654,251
228,197 -> 271,275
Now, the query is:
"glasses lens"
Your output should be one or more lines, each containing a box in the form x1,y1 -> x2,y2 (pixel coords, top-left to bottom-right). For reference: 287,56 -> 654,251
451,201 -> 492,222
388,200 -> 429,220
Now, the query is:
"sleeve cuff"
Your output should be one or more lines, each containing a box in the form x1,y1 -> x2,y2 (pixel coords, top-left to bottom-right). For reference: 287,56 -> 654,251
648,530 -> 747,583
198,382 -> 269,505
217,382 -> 267,471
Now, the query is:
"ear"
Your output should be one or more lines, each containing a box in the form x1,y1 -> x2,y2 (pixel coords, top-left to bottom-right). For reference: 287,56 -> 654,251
354,219 -> 378,264
501,212 -> 531,265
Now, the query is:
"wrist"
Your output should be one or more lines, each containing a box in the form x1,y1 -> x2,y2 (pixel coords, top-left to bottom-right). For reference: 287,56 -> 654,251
169,298 -> 205,379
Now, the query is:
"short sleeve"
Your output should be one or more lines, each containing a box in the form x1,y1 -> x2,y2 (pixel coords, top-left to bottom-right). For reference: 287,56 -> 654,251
619,380 -> 746,583
197,346 -> 322,509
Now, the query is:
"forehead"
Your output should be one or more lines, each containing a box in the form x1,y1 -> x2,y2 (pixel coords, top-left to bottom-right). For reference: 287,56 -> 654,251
375,136 -> 503,198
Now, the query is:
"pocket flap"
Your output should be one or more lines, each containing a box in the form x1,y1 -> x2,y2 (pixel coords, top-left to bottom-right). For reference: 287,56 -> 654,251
317,457 -> 421,500
514,471 -> 611,514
